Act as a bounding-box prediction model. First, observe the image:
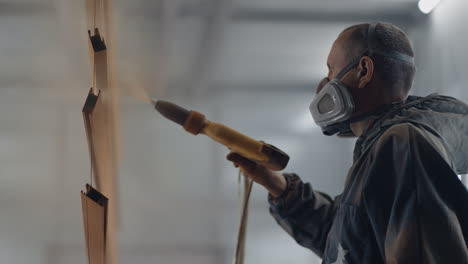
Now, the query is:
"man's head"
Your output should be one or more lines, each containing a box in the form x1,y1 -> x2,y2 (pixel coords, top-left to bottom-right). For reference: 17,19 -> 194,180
323,22 -> 416,117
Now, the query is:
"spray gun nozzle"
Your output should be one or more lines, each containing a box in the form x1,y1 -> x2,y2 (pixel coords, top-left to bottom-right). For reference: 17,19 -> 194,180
152,100 -> 191,127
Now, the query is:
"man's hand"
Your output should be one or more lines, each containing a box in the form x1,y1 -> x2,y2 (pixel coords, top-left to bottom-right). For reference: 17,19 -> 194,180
226,152 -> 287,197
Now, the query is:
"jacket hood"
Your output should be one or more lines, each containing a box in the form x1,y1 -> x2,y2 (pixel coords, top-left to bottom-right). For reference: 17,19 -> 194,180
360,94 -> 468,174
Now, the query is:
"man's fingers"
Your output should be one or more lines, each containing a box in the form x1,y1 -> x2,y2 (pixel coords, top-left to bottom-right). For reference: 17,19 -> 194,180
226,152 -> 246,165
226,152 -> 257,171
226,152 -> 242,163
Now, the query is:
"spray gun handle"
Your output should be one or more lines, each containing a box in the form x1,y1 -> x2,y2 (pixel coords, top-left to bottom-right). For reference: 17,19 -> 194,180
258,142 -> 290,171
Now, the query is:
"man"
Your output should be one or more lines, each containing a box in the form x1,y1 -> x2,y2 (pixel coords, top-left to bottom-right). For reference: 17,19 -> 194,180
227,22 -> 468,263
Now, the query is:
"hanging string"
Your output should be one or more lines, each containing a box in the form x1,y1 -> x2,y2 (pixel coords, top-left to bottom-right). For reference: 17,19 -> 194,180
233,168 -> 254,264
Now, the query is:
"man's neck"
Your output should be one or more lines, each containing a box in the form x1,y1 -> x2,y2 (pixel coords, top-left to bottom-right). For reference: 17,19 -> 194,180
350,118 -> 377,137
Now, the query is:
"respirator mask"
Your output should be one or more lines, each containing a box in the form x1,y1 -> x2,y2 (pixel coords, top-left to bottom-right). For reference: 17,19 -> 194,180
309,23 -> 415,136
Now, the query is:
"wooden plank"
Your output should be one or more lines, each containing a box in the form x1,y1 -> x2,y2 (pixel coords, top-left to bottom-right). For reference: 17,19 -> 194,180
83,1 -> 119,263
81,184 -> 109,264
82,24 -> 119,264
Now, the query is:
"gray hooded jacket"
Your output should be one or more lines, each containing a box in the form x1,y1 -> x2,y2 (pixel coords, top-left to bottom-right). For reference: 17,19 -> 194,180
269,94 -> 468,264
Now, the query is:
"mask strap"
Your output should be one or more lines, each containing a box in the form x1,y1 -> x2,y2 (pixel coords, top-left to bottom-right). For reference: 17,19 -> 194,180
335,59 -> 360,80
373,48 -> 415,64
367,22 -> 415,64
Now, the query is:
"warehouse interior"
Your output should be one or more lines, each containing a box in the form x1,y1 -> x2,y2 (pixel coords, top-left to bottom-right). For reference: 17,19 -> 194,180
0,0 -> 467,263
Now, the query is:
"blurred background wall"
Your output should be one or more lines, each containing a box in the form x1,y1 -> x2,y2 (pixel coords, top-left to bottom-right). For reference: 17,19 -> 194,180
0,0 -> 466,263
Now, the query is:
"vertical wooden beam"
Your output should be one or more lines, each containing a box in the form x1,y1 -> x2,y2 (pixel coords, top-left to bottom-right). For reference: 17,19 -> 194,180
82,0 -> 120,263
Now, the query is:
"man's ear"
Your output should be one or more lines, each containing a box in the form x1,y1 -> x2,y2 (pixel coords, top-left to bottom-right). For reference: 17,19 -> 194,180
357,56 -> 374,89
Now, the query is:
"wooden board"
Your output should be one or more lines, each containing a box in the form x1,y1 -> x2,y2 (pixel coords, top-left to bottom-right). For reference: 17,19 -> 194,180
81,184 -> 109,264
82,25 -> 119,264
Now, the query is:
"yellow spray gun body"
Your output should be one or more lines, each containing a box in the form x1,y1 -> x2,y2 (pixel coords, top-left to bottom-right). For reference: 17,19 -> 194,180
153,100 -> 289,171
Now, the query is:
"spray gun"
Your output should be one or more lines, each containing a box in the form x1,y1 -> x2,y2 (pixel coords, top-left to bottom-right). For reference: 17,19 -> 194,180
152,100 -> 289,171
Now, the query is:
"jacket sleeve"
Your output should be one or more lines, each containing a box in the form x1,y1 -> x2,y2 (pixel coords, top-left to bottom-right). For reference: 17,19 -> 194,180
362,124 -> 468,263
268,173 -> 340,257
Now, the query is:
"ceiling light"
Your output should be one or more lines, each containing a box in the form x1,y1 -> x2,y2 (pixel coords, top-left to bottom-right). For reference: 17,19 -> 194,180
418,0 -> 441,14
